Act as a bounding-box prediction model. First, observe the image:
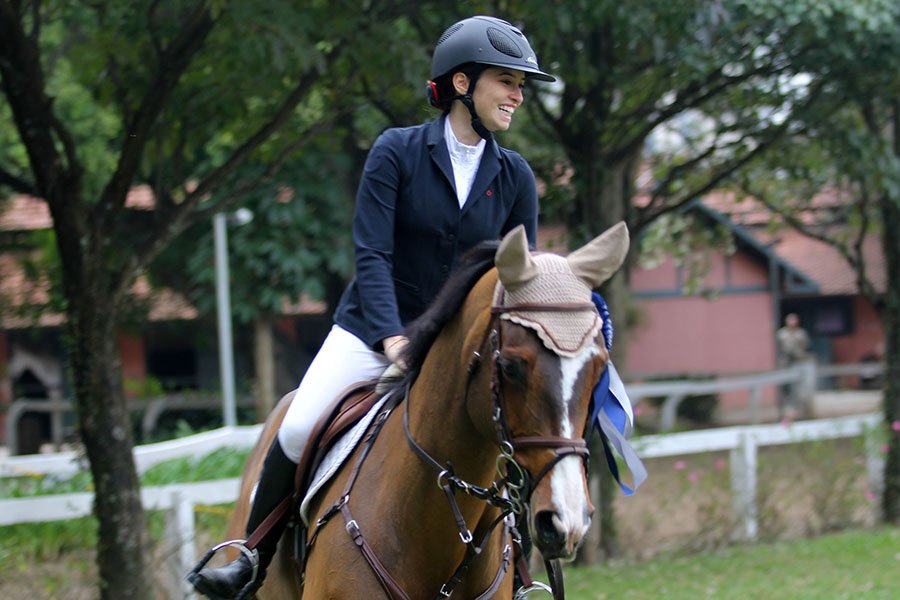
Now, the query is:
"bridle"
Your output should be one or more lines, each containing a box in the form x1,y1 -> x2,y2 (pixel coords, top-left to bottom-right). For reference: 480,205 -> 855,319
309,299 -> 599,600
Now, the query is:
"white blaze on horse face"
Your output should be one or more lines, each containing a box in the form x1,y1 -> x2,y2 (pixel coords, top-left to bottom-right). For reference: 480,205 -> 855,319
549,345 -> 598,546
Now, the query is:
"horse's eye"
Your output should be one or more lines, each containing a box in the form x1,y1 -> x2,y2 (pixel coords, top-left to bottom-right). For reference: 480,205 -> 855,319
499,354 -> 529,386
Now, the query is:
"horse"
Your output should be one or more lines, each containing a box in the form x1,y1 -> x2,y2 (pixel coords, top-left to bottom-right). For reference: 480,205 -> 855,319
223,222 -> 629,599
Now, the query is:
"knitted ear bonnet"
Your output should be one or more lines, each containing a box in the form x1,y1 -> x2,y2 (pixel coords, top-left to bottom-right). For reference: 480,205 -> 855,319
493,223 -> 629,357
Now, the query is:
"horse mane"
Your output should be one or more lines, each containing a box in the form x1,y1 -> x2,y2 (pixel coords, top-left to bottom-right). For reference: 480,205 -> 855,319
386,241 -> 498,393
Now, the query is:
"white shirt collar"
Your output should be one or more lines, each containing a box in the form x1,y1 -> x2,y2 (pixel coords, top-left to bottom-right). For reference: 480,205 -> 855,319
444,117 -> 485,166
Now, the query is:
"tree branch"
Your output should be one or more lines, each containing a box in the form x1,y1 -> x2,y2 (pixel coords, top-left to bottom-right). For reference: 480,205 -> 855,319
94,2 -> 215,228
127,52 -> 348,281
636,77 -> 834,232
0,166 -> 38,196
147,0 -> 163,55
0,1 -> 83,198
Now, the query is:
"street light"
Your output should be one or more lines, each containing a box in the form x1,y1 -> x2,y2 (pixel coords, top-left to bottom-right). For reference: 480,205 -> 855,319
213,208 -> 253,428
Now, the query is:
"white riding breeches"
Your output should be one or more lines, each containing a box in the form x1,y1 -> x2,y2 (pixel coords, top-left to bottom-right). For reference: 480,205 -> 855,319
277,325 -> 390,463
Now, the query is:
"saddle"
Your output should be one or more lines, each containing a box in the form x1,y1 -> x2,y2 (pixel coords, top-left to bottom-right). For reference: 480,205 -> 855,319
293,381 -> 385,499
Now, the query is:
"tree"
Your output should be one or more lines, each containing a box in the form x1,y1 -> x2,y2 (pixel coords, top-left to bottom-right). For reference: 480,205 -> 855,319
147,9 -> 443,417
732,0 -> 900,522
0,2 -> 404,597
150,141 -> 359,417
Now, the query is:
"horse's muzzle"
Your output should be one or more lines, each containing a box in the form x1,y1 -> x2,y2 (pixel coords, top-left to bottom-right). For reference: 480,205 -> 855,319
532,505 -> 593,560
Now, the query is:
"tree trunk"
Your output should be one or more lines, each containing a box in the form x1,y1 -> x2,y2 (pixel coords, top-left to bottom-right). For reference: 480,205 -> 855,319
568,152 -> 639,563
254,316 -> 276,420
67,286 -> 153,600
880,191 -> 900,523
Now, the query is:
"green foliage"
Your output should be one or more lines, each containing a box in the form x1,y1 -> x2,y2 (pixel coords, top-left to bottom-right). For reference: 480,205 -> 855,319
150,144 -> 356,323
0,517 -> 98,563
497,0 -> 900,251
0,470 -> 92,499
123,375 -> 166,399
0,447 -> 250,500
140,447 -> 250,486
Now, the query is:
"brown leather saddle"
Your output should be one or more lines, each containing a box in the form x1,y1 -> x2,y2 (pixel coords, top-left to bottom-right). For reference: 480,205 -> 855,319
293,381 -> 385,499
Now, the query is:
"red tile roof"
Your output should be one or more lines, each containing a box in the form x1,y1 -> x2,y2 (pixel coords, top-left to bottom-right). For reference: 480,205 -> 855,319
764,228 -> 885,295
0,195 -> 51,231
1,187 -> 326,326
0,252 -> 64,328
700,191 -> 886,295
0,186 -> 156,231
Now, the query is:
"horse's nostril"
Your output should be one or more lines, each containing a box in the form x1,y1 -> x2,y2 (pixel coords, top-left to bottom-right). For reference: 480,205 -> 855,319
534,510 -> 565,546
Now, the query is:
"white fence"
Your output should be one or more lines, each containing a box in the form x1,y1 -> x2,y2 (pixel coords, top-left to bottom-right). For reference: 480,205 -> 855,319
0,411 -> 887,599
628,360 -> 884,432
4,394 -> 258,454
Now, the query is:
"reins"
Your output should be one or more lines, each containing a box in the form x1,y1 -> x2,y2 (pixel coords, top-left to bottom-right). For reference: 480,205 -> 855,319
309,299 -> 598,600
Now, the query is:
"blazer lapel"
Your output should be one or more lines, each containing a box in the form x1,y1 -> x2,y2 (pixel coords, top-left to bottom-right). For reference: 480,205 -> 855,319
427,116 -> 456,196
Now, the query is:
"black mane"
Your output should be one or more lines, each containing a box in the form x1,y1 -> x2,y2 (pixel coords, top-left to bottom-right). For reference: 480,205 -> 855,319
387,240 -> 498,392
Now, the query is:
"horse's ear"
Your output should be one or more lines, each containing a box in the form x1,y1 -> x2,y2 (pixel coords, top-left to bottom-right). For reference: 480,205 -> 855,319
566,221 -> 630,288
495,225 -> 538,291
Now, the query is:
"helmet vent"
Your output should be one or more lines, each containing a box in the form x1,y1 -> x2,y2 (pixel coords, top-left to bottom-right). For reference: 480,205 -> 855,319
487,27 -> 523,58
437,23 -> 464,46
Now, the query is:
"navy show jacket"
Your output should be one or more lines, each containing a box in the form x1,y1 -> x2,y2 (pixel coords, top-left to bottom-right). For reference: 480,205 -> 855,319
333,115 -> 538,350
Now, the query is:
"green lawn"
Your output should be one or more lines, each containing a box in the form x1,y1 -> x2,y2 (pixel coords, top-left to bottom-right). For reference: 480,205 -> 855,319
561,527 -> 900,599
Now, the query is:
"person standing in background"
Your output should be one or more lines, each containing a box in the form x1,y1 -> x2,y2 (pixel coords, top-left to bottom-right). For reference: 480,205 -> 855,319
777,312 -> 811,419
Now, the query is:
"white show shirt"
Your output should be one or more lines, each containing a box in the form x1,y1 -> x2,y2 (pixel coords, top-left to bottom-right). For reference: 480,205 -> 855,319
444,117 -> 486,208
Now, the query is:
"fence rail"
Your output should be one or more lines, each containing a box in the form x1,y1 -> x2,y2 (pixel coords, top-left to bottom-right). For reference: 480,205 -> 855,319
0,410 -> 887,599
0,425 -> 263,478
627,360 -> 884,432
3,394 -> 258,456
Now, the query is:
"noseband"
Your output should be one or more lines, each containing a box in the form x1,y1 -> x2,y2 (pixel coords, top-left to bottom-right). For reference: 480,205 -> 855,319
485,302 -> 595,511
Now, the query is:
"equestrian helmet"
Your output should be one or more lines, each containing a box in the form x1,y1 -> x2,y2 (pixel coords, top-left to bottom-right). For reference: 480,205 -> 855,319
431,16 -> 555,82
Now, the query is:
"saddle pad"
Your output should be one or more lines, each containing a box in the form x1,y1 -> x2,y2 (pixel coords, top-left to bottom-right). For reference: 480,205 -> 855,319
299,390 -> 393,525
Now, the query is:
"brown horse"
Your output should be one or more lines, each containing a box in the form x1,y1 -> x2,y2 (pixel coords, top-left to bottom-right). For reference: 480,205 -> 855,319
224,223 -> 629,599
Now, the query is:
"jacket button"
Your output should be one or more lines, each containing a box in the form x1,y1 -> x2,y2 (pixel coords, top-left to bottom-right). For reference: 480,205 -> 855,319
447,233 -> 456,242
441,265 -> 449,273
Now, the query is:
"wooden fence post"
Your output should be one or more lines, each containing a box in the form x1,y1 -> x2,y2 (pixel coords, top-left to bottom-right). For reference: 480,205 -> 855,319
730,431 -> 758,541
659,394 -> 685,432
165,490 -> 197,599
864,424 -> 885,525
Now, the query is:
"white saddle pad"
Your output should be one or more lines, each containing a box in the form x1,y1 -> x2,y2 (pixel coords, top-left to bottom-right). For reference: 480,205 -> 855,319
299,390 -> 393,525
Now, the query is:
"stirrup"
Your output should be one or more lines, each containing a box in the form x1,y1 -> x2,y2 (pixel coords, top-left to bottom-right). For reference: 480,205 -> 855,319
514,581 -> 554,599
187,539 -> 261,600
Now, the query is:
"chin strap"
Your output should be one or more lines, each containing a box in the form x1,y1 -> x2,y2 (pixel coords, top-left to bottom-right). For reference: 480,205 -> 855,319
454,72 -> 493,141
456,93 -> 493,141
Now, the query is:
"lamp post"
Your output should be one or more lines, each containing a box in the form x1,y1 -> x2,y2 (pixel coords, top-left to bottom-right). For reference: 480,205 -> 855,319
213,208 -> 253,428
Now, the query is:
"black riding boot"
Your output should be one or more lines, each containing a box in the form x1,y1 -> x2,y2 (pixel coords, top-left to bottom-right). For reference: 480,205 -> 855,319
189,437 -> 297,600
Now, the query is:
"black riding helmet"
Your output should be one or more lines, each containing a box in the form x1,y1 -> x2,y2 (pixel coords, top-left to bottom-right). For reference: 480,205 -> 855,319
427,16 -> 555,140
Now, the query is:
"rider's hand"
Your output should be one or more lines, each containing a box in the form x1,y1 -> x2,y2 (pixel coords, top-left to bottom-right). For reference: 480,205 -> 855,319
382,335 -> 409,370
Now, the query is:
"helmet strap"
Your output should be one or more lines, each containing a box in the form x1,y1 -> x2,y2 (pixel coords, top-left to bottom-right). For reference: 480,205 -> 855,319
455,76 -> 493,141
458,94 -> 493,141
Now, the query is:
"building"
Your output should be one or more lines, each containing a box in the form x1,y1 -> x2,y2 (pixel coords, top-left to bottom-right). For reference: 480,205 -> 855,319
0,190 -> 328,452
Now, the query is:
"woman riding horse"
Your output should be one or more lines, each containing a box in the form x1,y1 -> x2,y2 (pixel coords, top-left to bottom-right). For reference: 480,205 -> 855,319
199,223 -> 629,599
190,15 -> 554,599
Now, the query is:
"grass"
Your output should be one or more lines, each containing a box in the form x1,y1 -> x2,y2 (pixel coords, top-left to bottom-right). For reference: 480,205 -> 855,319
562,526 -> 900,599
